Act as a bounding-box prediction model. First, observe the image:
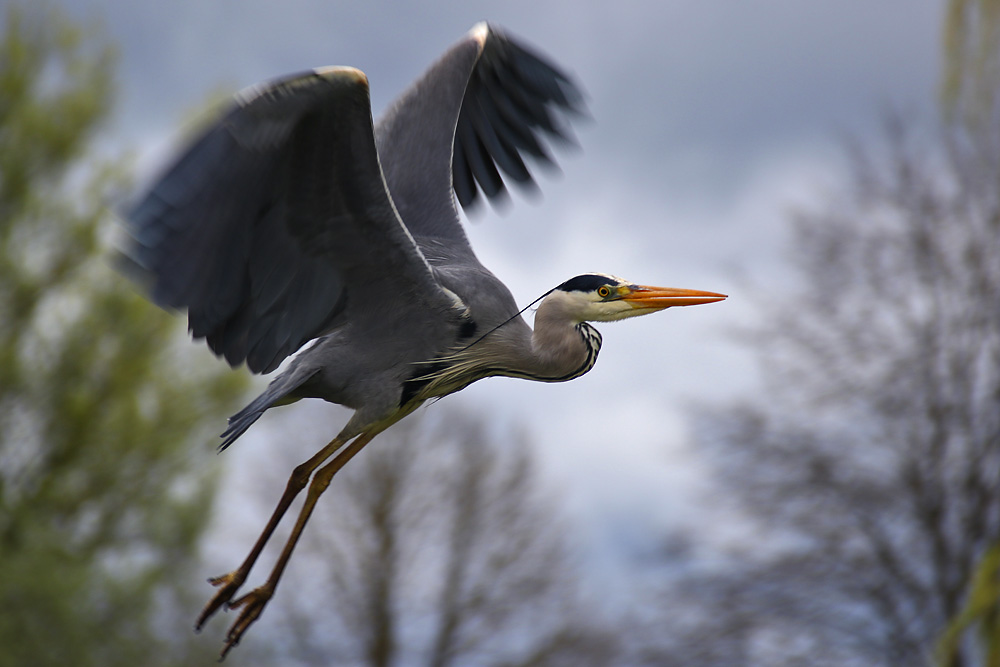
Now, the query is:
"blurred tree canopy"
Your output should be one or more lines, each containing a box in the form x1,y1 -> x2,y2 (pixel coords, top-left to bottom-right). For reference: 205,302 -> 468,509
636,6 -> 1000,665
653,113 -> 1000,666
0,5 -> 246,666
942,3 -> 1000,663
943,0 -> 1000,125
938,543 -> 1000,666
226,407 -> 622,667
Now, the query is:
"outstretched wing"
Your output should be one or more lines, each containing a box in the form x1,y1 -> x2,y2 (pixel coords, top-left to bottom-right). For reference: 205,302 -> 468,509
374,23 -> 585,251
123,67 -> 455,374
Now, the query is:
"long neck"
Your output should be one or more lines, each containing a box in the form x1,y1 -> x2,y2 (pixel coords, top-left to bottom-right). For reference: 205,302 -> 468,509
512,292 -> 603,383
409,293 -> 602,401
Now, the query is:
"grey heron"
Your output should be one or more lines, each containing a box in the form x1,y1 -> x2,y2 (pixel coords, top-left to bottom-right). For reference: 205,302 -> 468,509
122,22 -> 726,657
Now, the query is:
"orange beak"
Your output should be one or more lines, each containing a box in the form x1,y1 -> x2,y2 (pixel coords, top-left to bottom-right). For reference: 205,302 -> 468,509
620,284 -> 728,310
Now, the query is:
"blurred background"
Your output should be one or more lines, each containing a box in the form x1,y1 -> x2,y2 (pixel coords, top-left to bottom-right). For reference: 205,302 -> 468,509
1,0 -> 998,664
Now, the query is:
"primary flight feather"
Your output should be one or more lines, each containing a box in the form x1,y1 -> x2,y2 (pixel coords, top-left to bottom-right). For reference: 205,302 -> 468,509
122,22 -> 725,657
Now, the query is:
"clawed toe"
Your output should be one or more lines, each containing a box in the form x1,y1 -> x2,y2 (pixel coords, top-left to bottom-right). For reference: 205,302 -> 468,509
196,571 -> 245,632
219,586 -> 273,660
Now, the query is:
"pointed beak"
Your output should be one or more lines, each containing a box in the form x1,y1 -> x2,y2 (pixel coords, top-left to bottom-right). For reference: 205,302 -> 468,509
621,284 -> 728,310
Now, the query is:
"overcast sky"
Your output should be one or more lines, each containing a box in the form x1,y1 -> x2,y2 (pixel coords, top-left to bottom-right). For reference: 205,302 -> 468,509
55,0 -> 945,584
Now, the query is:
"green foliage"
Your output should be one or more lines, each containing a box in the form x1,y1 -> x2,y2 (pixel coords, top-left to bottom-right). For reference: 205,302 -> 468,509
939,6 -> 1000,664
942,0 -> 1000,125
0,5 -> 248,665
938,543 -> 1000,667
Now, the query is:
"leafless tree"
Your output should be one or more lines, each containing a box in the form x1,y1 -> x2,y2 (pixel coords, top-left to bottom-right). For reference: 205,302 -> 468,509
234,404 -> 621,667
648,114 -> 1000,666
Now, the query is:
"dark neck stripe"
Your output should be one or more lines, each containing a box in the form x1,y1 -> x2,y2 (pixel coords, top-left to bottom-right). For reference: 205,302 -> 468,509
498,322 -> 602,384
400,322 -> 603,407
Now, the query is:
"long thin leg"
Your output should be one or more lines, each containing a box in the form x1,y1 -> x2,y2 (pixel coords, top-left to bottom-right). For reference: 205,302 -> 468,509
218,428 -> 379,659
196,432 -> 352,631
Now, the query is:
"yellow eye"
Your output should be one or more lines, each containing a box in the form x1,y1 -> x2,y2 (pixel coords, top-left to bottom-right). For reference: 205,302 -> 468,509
597,285 -> 612,299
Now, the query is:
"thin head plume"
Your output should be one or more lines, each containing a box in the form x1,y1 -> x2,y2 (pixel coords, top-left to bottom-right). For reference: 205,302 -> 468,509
455,287 -> 557,354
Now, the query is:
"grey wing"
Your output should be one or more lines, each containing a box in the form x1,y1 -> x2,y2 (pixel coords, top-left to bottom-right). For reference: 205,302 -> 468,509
122,67 -> 456,374
374,23 -> 585,250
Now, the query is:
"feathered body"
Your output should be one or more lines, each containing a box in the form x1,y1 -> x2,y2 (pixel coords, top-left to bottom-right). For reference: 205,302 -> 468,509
120,22 -> 724,656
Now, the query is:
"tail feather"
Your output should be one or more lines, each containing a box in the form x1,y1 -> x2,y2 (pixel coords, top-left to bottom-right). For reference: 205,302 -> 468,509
218,366 -> 319,451
219,400 -> 268,451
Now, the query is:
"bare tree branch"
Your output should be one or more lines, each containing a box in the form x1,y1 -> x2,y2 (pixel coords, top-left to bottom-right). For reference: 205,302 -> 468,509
239,406 -> 620,666
661,114 -> 1000,665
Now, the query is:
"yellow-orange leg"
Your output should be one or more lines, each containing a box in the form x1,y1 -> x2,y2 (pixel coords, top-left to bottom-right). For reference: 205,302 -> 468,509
218,429 -> 379,660
195,433 -> 351,632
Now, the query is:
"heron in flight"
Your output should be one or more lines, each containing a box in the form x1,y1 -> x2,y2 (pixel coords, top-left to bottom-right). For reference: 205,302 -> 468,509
123,22 -> 725,657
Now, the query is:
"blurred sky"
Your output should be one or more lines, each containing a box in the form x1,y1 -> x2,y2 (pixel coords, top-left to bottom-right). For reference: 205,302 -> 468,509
57,0 -> 944,582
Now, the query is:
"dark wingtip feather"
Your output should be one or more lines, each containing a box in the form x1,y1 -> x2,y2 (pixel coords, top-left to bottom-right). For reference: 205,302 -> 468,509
452,26 -> 587,209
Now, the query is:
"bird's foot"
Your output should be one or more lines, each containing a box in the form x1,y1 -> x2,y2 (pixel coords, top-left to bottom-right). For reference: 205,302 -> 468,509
219,585 -> 274,660
196,570 -> 246,633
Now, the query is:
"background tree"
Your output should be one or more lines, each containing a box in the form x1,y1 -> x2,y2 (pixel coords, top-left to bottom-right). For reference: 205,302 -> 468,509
644,111 -> 1000,666
0,5 -> 246,665
942,2 -> 1000,663
943,0 -> 1000,125
229,406 -> 622,667
938,543 -> 1000,666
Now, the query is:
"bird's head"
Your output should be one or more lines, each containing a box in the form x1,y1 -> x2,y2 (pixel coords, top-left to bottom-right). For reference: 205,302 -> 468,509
549,273 -> 726,323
